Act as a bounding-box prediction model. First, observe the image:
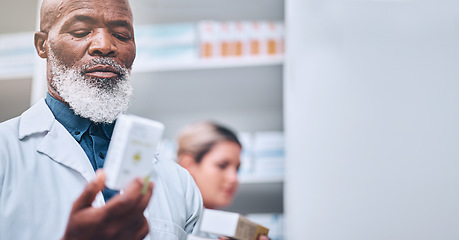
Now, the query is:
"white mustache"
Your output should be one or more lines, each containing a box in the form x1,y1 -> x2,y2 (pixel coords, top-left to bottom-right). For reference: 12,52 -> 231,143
79,58 -> 131,79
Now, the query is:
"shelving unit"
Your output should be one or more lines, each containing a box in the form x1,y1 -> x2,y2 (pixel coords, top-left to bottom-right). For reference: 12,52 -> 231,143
129,63 -> 283,135
128,0 -> 285,216
133,56 -> 284,73
129,61 -> 284,214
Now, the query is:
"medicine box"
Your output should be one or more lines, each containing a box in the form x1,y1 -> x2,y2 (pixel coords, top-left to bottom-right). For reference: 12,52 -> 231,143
200,209 -> 269,240
104,114 -> 164,190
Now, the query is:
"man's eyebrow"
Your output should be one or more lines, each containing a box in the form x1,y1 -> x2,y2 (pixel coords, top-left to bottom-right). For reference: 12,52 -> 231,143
60,14 -> 95,30
107,20 -> 133,30
72,14 -> 95,23
61,15 -> 132,30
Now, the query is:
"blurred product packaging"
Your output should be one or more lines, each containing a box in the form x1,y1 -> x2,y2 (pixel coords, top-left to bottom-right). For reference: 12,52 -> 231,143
134,23 -> 198,66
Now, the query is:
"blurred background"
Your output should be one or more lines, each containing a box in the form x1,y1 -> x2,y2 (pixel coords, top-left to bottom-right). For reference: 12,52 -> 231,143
1,0 -> 459,239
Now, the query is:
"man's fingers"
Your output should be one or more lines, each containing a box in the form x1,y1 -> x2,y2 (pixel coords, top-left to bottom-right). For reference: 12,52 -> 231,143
104,177 -> 153,217
71,170 -> 106,212
104,179 -> 152,240
133,217 -> 150,240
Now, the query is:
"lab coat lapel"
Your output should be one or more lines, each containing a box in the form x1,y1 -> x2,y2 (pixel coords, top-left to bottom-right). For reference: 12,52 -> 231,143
37,121 -> 96,183
20,99 -> 95,183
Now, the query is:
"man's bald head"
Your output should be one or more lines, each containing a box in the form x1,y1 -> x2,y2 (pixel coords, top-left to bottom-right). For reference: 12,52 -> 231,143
39,0 -> 63,33
39,0 -> 133,33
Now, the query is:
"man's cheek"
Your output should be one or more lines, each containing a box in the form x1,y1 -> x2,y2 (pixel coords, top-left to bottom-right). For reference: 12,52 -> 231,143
122,46 -> 136,68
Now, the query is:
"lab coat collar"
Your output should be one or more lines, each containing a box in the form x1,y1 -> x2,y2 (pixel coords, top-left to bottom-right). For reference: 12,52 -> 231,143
18,99 -> 96,183
19,99 -> 54,139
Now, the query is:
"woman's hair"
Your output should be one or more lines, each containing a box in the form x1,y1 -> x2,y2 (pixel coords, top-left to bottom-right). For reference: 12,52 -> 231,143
177,121 -> 241,163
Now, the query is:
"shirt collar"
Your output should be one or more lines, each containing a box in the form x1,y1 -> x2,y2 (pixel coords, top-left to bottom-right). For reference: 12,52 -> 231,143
45,93 -> 115,141
101,121 -> 115,139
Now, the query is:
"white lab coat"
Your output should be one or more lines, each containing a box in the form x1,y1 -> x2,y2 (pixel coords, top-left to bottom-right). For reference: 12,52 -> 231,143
0,99 -> 203,240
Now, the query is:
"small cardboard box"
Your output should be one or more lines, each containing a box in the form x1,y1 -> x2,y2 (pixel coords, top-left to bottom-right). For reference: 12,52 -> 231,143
200,209 -> 269,240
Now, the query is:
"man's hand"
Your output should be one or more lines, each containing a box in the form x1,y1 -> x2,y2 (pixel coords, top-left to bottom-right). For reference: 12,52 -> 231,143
62,170 -> 153,240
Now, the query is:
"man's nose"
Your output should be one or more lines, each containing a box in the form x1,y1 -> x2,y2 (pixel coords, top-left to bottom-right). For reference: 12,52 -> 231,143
88,29 -> 118,57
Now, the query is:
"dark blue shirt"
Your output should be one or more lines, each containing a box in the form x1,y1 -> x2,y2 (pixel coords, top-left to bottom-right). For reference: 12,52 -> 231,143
45,93 -> 118,201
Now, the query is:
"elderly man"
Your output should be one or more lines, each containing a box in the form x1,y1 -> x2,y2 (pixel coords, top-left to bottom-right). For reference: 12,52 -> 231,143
0,0 -> 202,239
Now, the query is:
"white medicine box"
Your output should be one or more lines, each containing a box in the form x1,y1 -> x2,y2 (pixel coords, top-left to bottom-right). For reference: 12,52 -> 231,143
104,114 -> 164,190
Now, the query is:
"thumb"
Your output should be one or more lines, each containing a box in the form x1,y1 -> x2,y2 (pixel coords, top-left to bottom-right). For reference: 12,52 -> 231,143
71,169 -> 106,212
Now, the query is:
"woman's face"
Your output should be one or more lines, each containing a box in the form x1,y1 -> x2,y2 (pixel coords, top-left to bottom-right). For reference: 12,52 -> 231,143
190,141 -> 241,209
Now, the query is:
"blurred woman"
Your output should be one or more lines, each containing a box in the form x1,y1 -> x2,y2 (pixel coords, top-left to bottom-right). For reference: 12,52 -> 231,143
177,121 -> 241,209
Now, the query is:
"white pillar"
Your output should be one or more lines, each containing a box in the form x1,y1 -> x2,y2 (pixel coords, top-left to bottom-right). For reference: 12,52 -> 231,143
285,0 -> 459,239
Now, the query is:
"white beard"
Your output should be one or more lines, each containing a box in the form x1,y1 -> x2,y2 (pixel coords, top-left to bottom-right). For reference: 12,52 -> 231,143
48,50 -> 133,124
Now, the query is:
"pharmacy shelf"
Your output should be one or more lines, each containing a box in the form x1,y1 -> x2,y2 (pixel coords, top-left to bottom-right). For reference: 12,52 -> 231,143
0,57 -> 283,81
133,56 -> 284,73
128,63 -> 283,139
0,57 -> 283,80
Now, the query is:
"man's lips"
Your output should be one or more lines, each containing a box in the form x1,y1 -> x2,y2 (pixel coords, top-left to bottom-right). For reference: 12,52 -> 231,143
85,65 -> 120,78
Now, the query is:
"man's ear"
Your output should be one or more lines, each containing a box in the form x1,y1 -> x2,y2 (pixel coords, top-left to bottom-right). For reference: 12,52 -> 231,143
34,31 -> 48,58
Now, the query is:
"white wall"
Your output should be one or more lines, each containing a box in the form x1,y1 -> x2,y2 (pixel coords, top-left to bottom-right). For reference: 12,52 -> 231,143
285,0 -> 459,239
